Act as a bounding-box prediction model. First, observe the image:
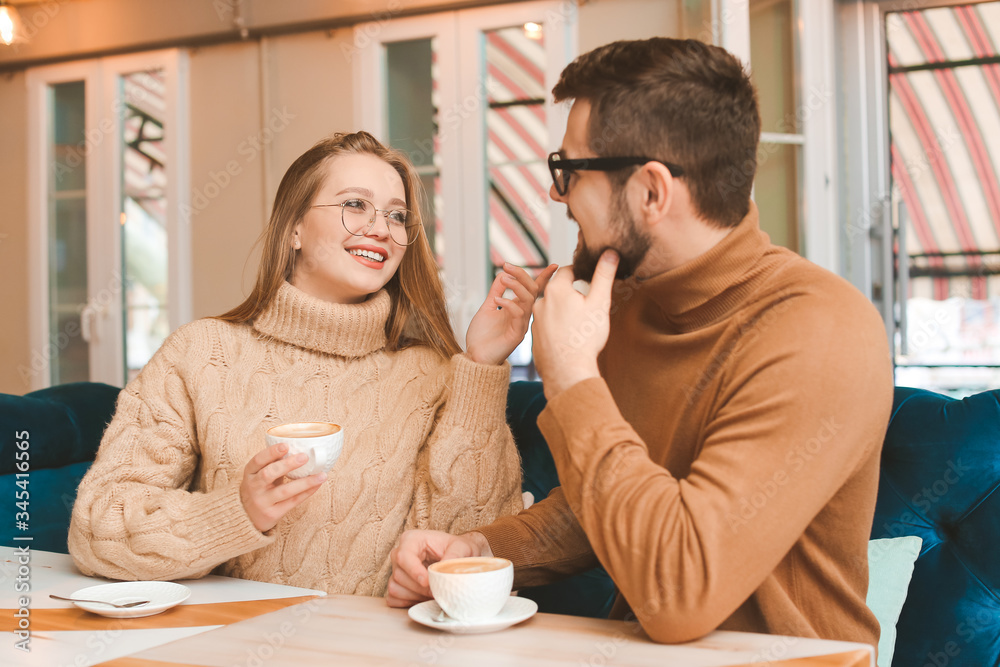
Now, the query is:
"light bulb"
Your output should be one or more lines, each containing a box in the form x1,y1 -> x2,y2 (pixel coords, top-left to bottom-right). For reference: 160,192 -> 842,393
0,7 -> 15,46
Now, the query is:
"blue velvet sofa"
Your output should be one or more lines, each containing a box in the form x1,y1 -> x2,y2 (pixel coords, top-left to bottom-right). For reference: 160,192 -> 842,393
0,382 -> 119,552
2,381 -> 997,665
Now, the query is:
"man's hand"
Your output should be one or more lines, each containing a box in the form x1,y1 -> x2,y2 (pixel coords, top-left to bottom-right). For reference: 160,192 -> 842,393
532,250 -> 619,399
386,530 -> 492,608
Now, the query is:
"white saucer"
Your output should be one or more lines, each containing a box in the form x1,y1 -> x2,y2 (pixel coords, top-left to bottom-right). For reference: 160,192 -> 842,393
65,581 -> 192,618
408,596 -> 537,634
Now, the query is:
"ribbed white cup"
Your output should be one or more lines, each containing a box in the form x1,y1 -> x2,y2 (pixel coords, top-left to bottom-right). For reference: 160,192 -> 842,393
428,557 -> 513,622
265,422 -> 343,479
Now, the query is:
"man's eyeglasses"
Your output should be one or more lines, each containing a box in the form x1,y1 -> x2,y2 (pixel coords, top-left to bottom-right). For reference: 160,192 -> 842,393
312,198 -> 420,247
547,152 -> 685,196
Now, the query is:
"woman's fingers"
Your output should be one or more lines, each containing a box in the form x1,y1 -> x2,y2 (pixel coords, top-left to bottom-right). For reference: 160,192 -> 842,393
245,443 -> 289,476
387,562 -> 429,604
257,452 -> 309,486
492,297 -> 525,321
386,578 -> 431,607
266,471 -> 326,502
500,272 -> 533,303
534,263 -> 559,296
485,269 -> 511,300
268,476 -> 326,513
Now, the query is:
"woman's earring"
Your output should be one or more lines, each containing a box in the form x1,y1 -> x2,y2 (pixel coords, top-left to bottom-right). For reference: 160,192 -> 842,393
293,238 -> 301,249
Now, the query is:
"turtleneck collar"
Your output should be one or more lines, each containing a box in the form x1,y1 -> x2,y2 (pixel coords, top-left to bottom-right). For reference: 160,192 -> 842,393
629,203 -> 773,333
253,282 -> 390,357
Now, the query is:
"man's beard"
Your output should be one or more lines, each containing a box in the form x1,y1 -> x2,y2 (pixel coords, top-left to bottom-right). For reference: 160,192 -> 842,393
572,190 -> 651,283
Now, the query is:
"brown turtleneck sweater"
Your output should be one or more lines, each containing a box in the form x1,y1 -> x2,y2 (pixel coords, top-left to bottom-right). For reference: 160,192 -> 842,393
478,205 -> 892,647
69,283 -> 523,595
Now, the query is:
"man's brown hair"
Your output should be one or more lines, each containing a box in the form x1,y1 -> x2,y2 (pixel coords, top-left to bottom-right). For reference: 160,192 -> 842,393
552,38 -> 760,228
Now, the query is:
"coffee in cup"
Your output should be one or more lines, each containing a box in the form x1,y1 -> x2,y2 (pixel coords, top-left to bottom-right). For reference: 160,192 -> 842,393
428,557 -> 513,622
265,421 -> 343,479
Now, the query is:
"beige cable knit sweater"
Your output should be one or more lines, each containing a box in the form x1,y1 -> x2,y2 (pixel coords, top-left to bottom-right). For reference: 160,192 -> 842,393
68,282 -> 523,595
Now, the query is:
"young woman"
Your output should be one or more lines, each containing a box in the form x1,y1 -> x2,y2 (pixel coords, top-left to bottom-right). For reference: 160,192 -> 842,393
69,132 -> 555,596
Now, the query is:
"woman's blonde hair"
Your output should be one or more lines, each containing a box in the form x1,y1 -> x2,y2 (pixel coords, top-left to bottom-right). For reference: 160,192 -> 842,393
217,131 -> 462,359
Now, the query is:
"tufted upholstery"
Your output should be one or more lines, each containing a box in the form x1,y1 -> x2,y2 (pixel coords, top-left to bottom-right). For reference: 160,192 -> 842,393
0,382 -> 120,553
871,387 -> 1000,667
4,380 -> 998,662
505,381 -> 617,618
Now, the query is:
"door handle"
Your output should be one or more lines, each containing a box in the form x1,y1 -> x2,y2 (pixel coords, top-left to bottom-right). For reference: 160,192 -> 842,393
80,302 -> 99,342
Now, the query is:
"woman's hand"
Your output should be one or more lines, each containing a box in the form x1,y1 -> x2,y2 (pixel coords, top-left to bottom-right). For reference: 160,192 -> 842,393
240,443 -> 327,532
465,262 -> 558,366
386,529 -> 492,607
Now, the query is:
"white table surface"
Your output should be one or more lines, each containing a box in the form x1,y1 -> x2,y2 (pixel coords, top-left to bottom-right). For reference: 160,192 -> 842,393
123,593 -> 874,667
0,546 -> 324,666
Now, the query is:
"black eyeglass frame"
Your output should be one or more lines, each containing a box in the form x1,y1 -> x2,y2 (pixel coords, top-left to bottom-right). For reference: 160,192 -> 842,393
547,152 -> 686,196
312,198 -> 420,247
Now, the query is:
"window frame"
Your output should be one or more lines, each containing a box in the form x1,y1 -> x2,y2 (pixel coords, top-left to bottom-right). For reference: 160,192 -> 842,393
712,0 -> 840,272
25,49 -> 190,390
354,1 -> 577,339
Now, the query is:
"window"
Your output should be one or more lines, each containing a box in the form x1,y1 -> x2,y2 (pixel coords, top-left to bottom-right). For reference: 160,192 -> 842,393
26,51 -> 190,389
750,0 -> 803,252
355,2 -> 576,378
688,0 -> 839,271
886,2 -> 1000,395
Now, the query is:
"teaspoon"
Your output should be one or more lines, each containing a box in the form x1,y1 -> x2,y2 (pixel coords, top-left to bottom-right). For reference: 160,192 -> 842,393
49,594 -> 150,608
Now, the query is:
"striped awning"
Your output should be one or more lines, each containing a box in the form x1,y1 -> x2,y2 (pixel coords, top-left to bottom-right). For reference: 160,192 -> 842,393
122,69 -> 167,225
887,2 -> 1000,301
485,26 -> 550,271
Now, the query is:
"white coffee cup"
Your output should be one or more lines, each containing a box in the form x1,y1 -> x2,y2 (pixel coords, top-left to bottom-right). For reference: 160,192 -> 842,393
264,421 -> 343,480
427,557 -> 514,622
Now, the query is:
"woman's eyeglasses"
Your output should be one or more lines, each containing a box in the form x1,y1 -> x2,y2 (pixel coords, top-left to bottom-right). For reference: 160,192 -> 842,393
312,198 -> 419,246
547,152 -> 685,196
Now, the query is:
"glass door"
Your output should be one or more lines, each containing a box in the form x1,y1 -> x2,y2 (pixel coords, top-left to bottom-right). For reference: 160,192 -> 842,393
46,78 -> 91,385
355,2 -> 576,378
26,51 -> 189,389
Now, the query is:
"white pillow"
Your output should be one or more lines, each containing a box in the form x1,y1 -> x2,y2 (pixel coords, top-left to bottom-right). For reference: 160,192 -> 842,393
866,536 -> 923,667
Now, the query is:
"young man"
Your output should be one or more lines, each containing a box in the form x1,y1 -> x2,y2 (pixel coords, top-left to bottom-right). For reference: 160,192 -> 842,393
387,38 -> 892,648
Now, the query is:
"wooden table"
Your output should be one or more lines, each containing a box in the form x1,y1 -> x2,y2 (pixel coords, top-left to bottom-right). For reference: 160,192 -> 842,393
0,547 -> 323,666
3,547 -> 873,667
114,594 -> 873,667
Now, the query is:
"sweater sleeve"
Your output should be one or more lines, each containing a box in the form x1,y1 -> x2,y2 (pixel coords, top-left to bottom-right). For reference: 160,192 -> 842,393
408,354 -> 524,535
68,325 -> 272,581
475,486 -> 601,588
531,300 -> 893,643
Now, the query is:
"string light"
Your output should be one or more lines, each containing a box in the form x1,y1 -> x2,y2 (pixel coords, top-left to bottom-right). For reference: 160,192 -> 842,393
523,22 -> 543,41
0,1 -> 27,46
